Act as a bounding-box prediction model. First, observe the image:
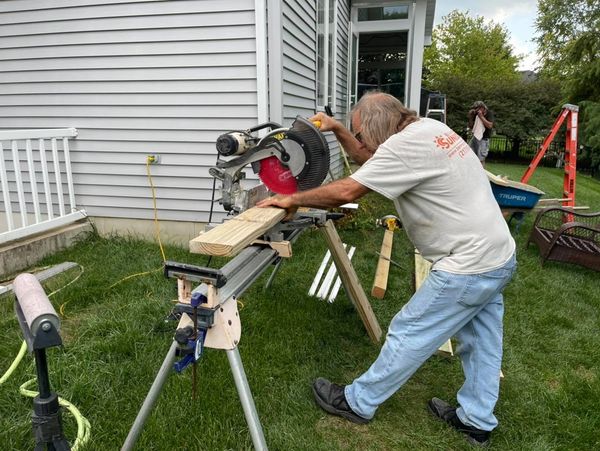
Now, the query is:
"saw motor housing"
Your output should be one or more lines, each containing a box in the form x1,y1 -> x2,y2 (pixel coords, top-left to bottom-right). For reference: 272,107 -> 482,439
210,116 -> 330,213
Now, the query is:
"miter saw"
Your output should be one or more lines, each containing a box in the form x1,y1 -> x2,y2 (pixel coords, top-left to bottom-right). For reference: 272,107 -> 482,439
209,116 -> 330,213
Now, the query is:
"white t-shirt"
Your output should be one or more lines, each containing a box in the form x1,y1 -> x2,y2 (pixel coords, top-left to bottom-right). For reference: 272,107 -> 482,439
350,117 -> 515,274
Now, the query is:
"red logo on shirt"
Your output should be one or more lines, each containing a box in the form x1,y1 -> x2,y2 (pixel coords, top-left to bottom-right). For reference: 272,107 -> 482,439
434,132 -> 470,158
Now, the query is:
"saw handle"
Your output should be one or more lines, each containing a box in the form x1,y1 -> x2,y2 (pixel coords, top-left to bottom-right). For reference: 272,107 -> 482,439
310,106 -> 333,130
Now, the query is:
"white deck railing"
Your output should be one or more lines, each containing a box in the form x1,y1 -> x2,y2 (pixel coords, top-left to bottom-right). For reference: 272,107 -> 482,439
0,128 -> 86,245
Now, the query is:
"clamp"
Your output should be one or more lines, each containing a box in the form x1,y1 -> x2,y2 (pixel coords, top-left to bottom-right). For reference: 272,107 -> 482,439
173,326 -> 207,373
173,287 -> 211,373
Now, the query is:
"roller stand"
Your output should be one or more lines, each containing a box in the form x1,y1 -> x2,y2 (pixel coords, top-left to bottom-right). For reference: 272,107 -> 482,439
14,273 -> 71,451
31,350 -> 70,451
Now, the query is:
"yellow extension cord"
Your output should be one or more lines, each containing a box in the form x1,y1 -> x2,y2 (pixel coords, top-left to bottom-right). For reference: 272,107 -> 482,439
108,159 -> 167,290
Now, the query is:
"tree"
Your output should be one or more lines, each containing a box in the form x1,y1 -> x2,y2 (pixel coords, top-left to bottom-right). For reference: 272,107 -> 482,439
423,11 -> 560,142
535,0 -> 600,175
431,75 -> 561,141
424,10 -> 521,87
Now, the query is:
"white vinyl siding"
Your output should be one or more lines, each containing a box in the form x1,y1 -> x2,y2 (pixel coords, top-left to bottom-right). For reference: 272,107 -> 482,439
281,0 -> 348,180
0,0 -> 259,223
281,0 -> 318,124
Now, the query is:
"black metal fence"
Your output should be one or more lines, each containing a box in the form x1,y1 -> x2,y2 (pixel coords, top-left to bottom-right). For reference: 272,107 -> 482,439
472,135 -> 600,178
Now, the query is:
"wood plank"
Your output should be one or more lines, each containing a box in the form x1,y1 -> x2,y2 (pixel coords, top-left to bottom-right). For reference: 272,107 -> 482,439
414,251 -> 431,287
328,247 -> 356,303
371,228 -> 394,299
189,207 -> 286,257
414,251 -> 454,356
321,220 -> 382,343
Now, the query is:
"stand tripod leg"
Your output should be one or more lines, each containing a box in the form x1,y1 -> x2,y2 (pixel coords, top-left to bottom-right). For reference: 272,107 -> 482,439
264,259 -> 283,290
121,341 -> 177,451
226,348 -> 267,451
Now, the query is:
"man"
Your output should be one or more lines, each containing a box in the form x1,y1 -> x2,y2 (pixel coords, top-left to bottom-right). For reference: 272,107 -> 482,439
468,101 -> 494,167
257,92 -> 516,447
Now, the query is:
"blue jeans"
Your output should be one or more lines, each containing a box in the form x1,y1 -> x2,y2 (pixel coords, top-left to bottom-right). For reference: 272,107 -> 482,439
345,254 -> 516,431
470,137 -> 490,161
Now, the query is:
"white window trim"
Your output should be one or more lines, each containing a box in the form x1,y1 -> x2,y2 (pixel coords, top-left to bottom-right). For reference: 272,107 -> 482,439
352,1 -> 412,31
255,0 -> 269,125
350,1 -> 414,106
331,0 -> 338,113
316,0 -> 338,114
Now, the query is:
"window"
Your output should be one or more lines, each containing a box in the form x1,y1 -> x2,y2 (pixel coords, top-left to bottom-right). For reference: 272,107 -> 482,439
317,0 -> 337,111
358,5 -> 409,22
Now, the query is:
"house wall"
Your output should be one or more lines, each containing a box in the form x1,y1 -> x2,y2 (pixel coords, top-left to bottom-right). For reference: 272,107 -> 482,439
0,0 -> 261,229
279,0 -> 349,180
0,0 -> 357,244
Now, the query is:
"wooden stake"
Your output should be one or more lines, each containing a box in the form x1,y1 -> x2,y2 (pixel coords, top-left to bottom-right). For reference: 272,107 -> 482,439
372,228 -> 394,299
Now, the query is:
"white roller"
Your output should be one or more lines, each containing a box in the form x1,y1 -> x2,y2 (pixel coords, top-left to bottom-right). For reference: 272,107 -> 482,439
13,273 -> 60,336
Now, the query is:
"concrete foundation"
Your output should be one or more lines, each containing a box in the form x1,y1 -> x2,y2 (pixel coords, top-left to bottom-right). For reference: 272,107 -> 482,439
0,216 -> 208,278
90,217 -> 206,248
0,221 -> 93,277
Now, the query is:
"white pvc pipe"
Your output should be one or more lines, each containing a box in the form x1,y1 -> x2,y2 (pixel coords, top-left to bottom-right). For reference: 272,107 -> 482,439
317,244 -> 347,299
309,250 -> 331,296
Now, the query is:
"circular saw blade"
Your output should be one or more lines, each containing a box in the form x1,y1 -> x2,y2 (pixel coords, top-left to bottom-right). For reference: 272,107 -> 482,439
257,156 -> 298,194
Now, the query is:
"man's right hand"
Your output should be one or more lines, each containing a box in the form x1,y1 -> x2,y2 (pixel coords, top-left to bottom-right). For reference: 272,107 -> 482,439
309,112 -> 342,133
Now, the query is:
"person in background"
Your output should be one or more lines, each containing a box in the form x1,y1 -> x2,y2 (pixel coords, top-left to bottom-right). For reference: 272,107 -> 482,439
257,91 -> 516,447
468,101 -> 494,167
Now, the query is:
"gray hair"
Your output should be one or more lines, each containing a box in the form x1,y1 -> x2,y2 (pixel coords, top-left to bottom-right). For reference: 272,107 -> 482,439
352,91 -> 418,149
472,100 -> 487,109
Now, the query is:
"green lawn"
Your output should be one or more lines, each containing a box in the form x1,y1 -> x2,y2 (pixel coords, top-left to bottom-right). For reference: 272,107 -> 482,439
1,163 -> 599,450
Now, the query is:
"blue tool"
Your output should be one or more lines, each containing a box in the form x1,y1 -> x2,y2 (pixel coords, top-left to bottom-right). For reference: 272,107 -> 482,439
173,327 -> 207,373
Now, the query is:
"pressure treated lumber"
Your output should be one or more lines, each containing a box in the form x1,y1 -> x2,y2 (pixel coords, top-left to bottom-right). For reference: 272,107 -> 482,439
371,228 -> 394,299
414,251 -> 454,356
189,207 -> 286,257
321,220 -> 382,343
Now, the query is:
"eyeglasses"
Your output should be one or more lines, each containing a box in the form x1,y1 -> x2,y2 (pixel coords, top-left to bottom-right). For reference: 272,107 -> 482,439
353,130 -> 363,144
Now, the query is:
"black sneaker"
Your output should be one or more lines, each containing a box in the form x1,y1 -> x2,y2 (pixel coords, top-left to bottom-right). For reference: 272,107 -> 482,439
428,397 -> 491,447
312,378 -> 370,425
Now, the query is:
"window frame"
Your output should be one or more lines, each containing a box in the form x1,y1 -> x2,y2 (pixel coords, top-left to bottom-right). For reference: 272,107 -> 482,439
316,0 -> 338,113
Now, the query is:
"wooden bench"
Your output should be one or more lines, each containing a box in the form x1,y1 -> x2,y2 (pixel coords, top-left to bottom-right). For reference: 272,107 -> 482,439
527,207 -> 600,271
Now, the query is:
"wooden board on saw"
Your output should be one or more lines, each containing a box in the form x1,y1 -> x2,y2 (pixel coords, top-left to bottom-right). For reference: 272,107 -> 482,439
414,251 -> 454,356
189,207 -> 286,257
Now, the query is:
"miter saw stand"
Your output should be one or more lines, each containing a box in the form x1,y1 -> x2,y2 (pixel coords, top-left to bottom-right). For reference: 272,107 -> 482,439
122,208 -> 380,451
122,116 -> 381,450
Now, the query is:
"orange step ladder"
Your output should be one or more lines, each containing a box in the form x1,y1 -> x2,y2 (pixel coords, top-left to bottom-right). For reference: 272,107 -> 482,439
521,104 -> 579,208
